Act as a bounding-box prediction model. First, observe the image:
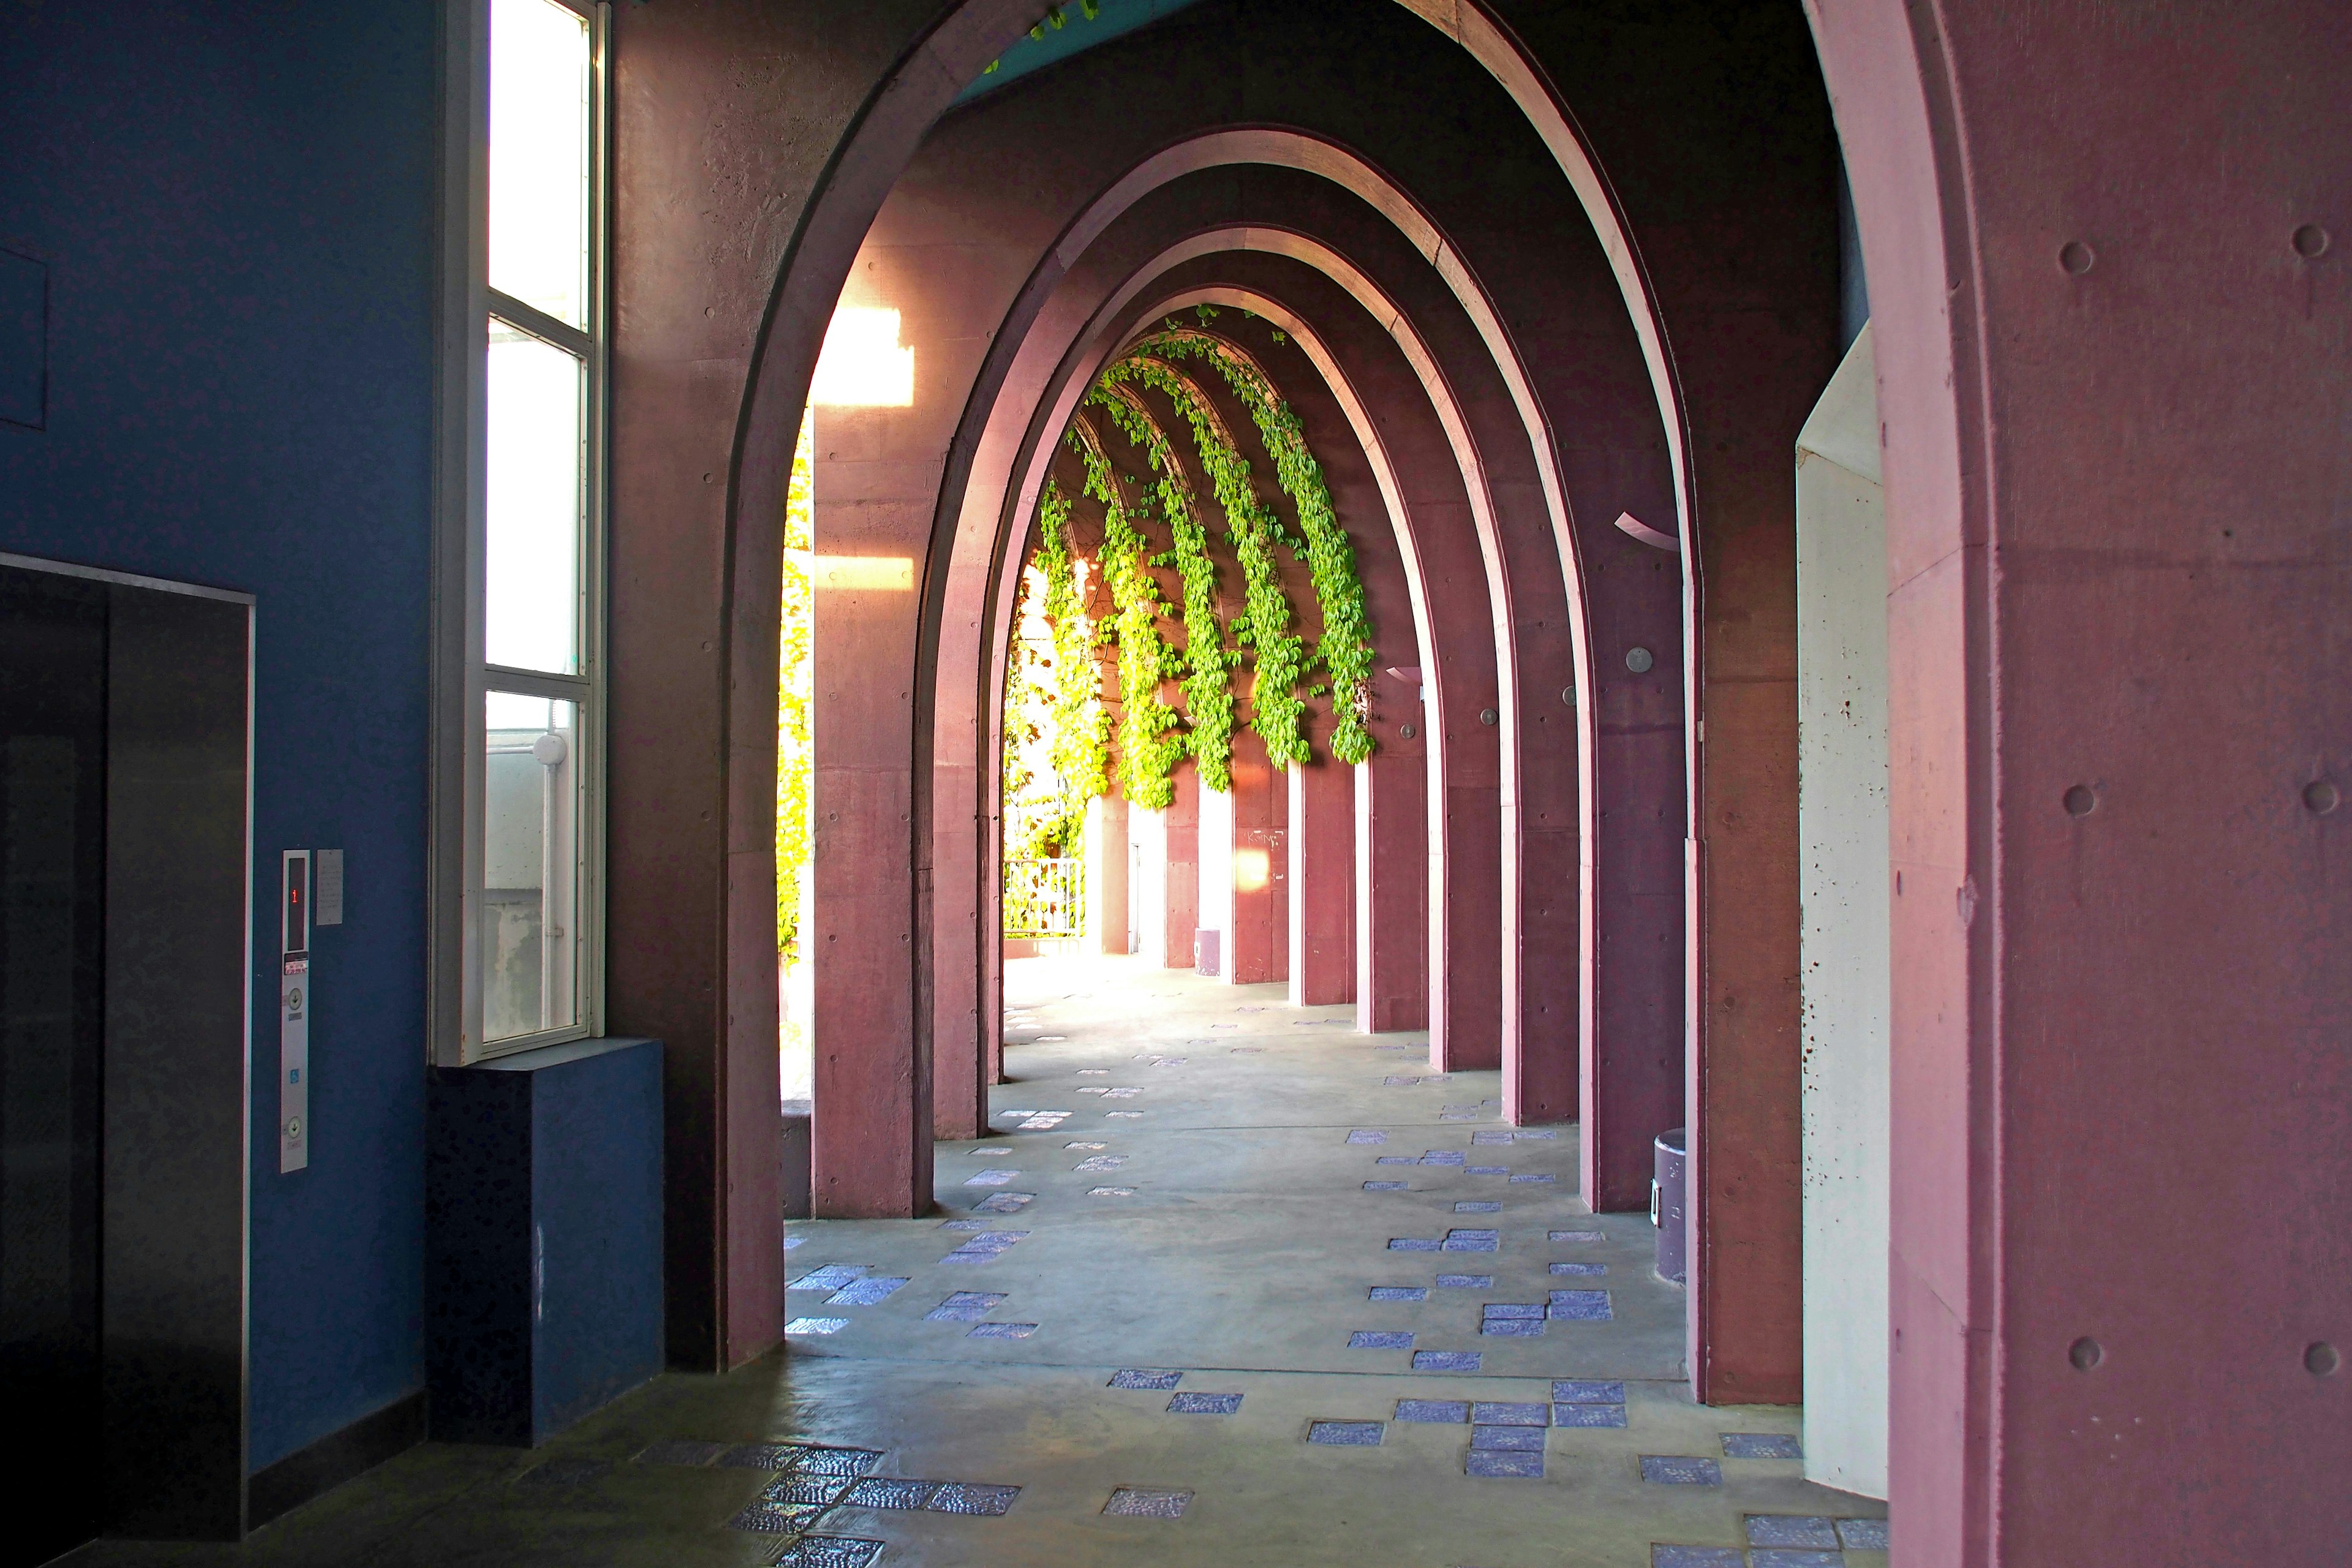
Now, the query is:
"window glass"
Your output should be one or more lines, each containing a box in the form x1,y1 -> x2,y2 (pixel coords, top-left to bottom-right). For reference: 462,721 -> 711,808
488,0 -> 591,328
486,321 -> 583,673
482,693 -> 580,1044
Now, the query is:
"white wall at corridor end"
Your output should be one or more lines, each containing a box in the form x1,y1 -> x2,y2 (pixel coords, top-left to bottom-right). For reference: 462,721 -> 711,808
1795,323 -> 1890,1499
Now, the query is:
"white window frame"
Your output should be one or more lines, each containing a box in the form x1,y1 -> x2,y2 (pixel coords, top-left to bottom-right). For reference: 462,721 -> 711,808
432,0 -> 609,1066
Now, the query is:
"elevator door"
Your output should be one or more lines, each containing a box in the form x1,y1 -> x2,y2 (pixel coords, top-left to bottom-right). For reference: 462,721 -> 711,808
0,567 -> 109,1567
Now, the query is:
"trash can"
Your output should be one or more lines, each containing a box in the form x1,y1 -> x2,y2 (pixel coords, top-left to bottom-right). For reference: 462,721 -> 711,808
1653,1127 -> 1687,1285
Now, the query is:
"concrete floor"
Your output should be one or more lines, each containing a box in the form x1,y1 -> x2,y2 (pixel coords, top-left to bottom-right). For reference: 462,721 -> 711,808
72,954 -> 1885,1568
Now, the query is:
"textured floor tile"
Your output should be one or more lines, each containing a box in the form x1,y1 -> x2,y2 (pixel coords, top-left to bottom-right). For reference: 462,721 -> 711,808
1109,1368 -> 1183,1390
1470,1425 -> 1545,1452
785,1317 -> 849,1335
1368,1285 -> 1428,1301
939,1218 -> 990,1231
924,1291 -> 1006,1321
1722,1433 -> 1803,1460
1439,1113 -> 1477,1120
1553,1379 -> 1627,1403
1744,1516 -> 1839,1547
1551,1403 -> 1629,1428
1363,1180 -> 1409,1191
1641,1455 -> 1724,1486
1104,1112 -> 1145,1119
790,1447 -> 886,1477
633,1439 -> 727,1466
1454,1200 -> 1502,1213
762,1473 -> 854,1506
774,1536 -> 885,1567
790,1265 -> 870,1292
1480,1318 -> 1545,1336
1308,1420 -> 1385,1446
1389,1237 -> 1441,1251
840,1477 -> 940,1510
514,1457 -> 612,1489
966,1321 -> 1038,1339
1420,1150 -> 1467,1166
783,1235 -> 807,1250
1442,1229 -> 1500,1251
1515,1128 -> 1559,1139
1464,1450 -> 1544,1478
1838,1518 -> 1890,1550
1470,1131 -> 1513,1145
717,1444 -> 807,1470
728,1499 -> 829,1534
1651,1549 -> 1744,1568
1087,1185 -> 1138,1196
824,1276 -> 908,1306
1480,1302 -> 1544,1319
1346,1129 -> 1388,1144
1749,1551 -> 1844,1568
963,1169 -> 1020,1186
1414,1350 -> 1482,1372
1550,1229 -> 1606,1243
1466,1165 -> 1510,1175
1469,1401 -> 1548,1426
1066,1140 -> 1108,1150
1549,1261 -> 1607,1276
1349,1330 -> 1414,1349
1072,1155 -> 1128,1172
1394,1399 -> 1470,1423
925,1482 -> 1022,1517
1104,1487 -> 1192,1518
1374,1155 -> 1417,1165
1509,1173 -> 1557,1183
971,1192 -> 1036,1213
1436,1273 -> 1494,1288
1167,1392 -> 1243,1414
1547,1290 -> 1613,1321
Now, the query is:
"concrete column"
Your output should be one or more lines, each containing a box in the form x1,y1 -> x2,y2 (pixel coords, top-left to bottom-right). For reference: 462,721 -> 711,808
1084,793 -> 1129,956
1289,753 -> 1355,1006
1228,729 -> 1288,986
1130,802 -> 1167,967
1356,747 -> 1427,1031
1163,763 -> 1200,968
1196,772 -> 1232,978
810,399 -> 933,1219
1795,325 -> 1888,1498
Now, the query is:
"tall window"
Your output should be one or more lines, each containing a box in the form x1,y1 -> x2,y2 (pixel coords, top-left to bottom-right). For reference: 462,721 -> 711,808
469,0 -> 604,1057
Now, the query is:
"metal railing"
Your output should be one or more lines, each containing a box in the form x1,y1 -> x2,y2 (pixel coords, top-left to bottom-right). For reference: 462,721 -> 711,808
1004,857 -> 1084,938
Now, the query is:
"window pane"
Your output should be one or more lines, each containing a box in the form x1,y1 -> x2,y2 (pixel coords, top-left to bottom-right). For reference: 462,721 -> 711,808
486,322 -> 582,674
482,692 -> 580,1044
488,0 -> 590,328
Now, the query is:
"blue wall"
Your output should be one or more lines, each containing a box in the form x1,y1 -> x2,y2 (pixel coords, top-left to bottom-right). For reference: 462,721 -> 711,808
0,2 -> 438,1469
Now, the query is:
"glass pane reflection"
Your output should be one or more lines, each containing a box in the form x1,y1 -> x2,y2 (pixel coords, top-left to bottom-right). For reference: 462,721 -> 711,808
486,322 -> 582,674
482,692 -> 579,1044
488,0 -> 590,328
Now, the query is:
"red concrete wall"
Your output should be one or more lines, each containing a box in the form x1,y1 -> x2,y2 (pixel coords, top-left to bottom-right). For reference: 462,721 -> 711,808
1810,0 -> 2352,1558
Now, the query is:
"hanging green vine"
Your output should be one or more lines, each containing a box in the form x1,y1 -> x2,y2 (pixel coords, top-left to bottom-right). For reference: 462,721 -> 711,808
1129,325 -> 1376,764
1090,385 -> 1239,791
1004,316 -> 1376,829
1091,355 -> 1311,769
1071,417 -> 1185,809
1027,477 -> 1109,853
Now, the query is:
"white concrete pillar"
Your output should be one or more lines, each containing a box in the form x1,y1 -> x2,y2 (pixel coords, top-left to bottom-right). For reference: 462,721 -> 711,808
1130,804 -> 1166,964
1795,323 -> 1890,1499
1197,780 -> 1234,979
1082,793 -> 1129,955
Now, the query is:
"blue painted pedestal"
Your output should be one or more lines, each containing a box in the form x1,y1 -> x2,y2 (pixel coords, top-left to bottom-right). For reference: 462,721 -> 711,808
426,1036 -> 664,1446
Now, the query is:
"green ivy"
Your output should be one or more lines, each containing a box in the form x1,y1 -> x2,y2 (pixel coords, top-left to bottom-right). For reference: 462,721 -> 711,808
1093,355 -> 1311,768
1071,420 -> 1186,809
1131,326 -> 1377,764
777,411 -> 813,959
1027,478 -> 1109,853
1091,384 -> 1238,791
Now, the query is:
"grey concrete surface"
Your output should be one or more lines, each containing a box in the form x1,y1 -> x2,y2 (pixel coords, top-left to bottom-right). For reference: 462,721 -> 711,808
66,954 -> 1885,1568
